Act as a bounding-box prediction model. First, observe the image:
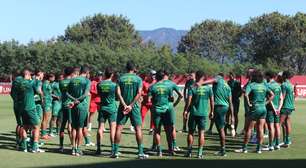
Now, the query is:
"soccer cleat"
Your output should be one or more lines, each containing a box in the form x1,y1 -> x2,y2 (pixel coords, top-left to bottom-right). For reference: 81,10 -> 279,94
174,146 -> 182,152
130,126 -> 135,132
72,148 -> 76,156
197,154 -> 204,159
234,148 -> 248,153
215,151 -> 227,157
95,149 -> 101,155
274,145 -> 281,150
138,153 -> 149,159
32,148 -> 45,153
85,142 -> 95,147
185,151 -> 192,158
59,146 -> 64,153
110,153 -> 120,159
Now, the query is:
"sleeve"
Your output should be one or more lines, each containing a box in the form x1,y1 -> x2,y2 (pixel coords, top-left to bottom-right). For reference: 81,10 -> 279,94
188,87 -> 193,97
10,82 -> 17,100
245,84 -> 252,95
281,84 -> 287,95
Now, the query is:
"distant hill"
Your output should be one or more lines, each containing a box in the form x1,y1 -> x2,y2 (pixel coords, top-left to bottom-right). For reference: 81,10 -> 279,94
138,28 -> 187,52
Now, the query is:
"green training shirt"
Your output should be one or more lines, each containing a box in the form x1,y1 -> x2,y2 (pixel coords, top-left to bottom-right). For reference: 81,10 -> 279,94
33,79 -> 43,102
59,78 -> 71,108
281,80 -> 295,110
148,81 -> 172,113
268,80 -> 282,109
246,82 -> 270,106
51,81 -> 61,100
213,76 -> 232,107
68,76 -> 90,104
117,73 -> 142,105
98,80 -> 117,113
42,80 -> 52,103
20,79 -> 36,111
188,84 -> 213,117
11,76 -> 23,104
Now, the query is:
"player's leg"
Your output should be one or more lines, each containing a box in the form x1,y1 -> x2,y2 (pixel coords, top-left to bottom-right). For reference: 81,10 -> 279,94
83,115 -> 94,147
207,117 -> 214,135
233,100 -> 240,132
186,115 -> 195,157
235,118 -> 255,153
197,116 -> 206,158
266,111 -> 275,151
153,115 -> 162,157
28,109 -> 44,153
214,106 -> 228,156
132,108 -> 148,159
41,106 -> 52,140
182,111 -> 188,132
140,104 -> 149,128
96,122 -> 104,155
285,115 -> 292,145
109,114 -> 117,155
112,108 -> 128,158
88,102 -> 97,131
256,118 -> 265,153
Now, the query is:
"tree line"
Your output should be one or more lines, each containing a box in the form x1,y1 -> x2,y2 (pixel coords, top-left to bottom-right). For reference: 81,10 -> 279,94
1,12 -> 306,79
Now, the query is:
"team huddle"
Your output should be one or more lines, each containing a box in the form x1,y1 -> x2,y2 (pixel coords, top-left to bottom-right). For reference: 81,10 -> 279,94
10,61 -> 295,159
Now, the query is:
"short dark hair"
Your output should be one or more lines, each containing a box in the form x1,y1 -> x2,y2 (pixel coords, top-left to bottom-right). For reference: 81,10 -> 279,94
126,61 -> 135,71
252,70 -> 264,83
156,70 -> 165,81
218,72 -> 224,77
80,66 -> 90,74
64,67 -> 74,76
163,69 -> 170,76
104,67 -> 113,79
265,70 -> 275,79
282,70 -> 293,80
196,70 -> 205,82
35,69 -> 43,76
22,68 -> 31,77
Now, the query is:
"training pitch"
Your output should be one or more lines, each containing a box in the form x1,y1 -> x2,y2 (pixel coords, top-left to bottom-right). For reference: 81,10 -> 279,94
0,95 -> 306,168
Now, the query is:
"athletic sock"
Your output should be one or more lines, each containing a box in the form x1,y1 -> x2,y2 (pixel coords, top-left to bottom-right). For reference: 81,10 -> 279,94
188,145 -> 192,153
97,141 -> 101,151
138,144 -> 144,155
242,144 -> 248,150
157,145 -> 162,153
198,146 -> 203,156
172,139 -> 177,148
84,136 -> 90,144
32,142 -> 38,151
256,144 -> 262,151
114,143 -> 119,154
221,146 -> 225,153
21,139 -> 27,150
59,135 -> 64,147
111,143 -> 115,153
41,129 -> 47,136
275,138 -> 280,146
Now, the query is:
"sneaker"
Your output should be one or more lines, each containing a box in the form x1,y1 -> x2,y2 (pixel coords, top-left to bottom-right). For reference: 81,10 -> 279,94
174,146 -> 182,152
138,153 -> 149,159
215,151 -> 227,157
110,153 -> 120,159
22,149 -> 28,153
95,149 -> 101,155
38,141 -> 45,147
32,148 -> 45,153
262,147 -> 270,151
197,154 -> 203,159
274,145 -> 281,150
185,151 -> 192,158
234,148 -> 248,153
72,148 -> 76,156
59,146 -> 64,153
130,126 -> 135,132
75,149 -> 83,156
281,143 -> 290,148
256,149 -> 262,154
85,142 -> 95,147
269,146 -> 274,151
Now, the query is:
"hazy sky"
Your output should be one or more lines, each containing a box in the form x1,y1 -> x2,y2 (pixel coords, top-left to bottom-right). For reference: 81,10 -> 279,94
1,0 -> 306,43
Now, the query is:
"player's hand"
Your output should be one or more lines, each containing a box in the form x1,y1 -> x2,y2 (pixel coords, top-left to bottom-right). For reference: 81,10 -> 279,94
183,111 -> 188,119
68,102 -> 74,109
248,103 -> 252,107
209,112 -> 214,120
74,100 -> 80,105
275,109 -> 281,115
123,105 -> 132,114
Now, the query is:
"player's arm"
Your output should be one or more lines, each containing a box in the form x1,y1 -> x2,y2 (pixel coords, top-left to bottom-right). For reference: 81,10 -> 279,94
277,92 -> 284,113
77,80 -> 91,102
128,86 -> 142,108
209,88 -> 214,119
183,94 -> 192,120
228,95 -> 234,124
245,86 -> 252,107
266,90 -> 274,105
202,78 -> 217,85
116,85 -> 127,108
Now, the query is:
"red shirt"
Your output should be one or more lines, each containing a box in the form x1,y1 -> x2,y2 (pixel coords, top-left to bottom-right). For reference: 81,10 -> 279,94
142,79 -> 156,105
90,80 -> 101,103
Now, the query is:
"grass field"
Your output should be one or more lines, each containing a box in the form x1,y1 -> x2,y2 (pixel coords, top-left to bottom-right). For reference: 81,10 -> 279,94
1,95 -> 306,168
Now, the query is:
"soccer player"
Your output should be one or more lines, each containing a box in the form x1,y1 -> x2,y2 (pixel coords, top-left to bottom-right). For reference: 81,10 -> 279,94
67,66 -> 91,156
182,72 -> 195,132
141,70 -> 156,134
163,70 -> 183,153
20,69 -> 44,153
58,67 -> 74,152
184,71 -> 214,158
112,61 -> 148,159
10,71 -> 24,149
280,70 -> 295,147
41,74 -> 54,139
148,70 -> 173,157
33,70 -> 44,124
88,71 -> 103,132
203,73 -> 234,156
49,74 -> 63,137
227,72 -> 242,132
96,67 -> 117,155
235,70 -> 274,154
264,71 -> 283,151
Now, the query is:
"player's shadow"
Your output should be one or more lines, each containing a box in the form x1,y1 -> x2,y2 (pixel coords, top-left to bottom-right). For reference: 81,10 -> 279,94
0,132 -> 17,150
42,159 -> 306,168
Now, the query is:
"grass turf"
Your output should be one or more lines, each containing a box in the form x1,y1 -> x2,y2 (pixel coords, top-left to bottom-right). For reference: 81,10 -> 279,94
0,95 -> 306,168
